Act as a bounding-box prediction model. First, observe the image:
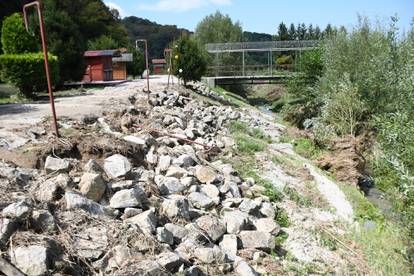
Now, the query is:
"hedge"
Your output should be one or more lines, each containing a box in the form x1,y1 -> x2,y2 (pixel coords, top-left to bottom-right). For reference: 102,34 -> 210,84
0,53 -> 59,98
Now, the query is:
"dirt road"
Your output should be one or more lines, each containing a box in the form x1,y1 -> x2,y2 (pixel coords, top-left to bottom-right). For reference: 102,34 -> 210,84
0,76 -> 173,148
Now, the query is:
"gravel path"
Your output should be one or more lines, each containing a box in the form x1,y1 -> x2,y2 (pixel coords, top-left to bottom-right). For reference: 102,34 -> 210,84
0,76 -> 173,148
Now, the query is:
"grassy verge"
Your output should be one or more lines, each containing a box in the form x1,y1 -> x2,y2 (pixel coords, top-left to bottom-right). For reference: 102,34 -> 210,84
279,133 -> 325,160
211,86 -> 251,107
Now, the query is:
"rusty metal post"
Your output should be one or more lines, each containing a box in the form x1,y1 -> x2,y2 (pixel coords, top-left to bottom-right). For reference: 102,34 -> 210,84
23,1 -> 59,137
136,39 -> 150,92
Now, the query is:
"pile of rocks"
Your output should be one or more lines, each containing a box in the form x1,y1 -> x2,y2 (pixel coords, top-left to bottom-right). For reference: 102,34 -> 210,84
0,84 -> 281,276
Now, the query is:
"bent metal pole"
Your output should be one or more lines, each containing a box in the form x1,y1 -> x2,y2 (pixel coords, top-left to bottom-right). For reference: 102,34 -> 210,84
23,1 -> 59,137
135,39 -> 150,92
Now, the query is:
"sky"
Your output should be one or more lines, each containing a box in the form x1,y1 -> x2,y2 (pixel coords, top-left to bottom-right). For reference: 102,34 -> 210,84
105,0 -> 414,34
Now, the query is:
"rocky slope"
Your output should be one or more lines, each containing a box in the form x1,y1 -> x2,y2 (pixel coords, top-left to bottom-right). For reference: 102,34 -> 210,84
0,82 -> 366,275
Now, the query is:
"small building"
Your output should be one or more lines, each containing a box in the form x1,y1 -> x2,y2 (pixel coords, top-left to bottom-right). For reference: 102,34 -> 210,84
152,59 -> 166,74
112,53 -> 133,80
83,50 -> 120,82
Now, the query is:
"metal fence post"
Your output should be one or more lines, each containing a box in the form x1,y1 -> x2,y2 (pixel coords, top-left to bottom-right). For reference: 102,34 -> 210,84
136,39 -> 150,92
23,1 -> 59,137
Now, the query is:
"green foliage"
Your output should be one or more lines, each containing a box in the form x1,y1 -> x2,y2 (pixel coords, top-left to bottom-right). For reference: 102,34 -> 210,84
1,13 -> 37,54
321,17 -> 395,114
275,207 -> 290,227
87,35 -> 119,50
173,36 -> 207,85
276,22 -> 289,41
127,47 -> 145,77
229,121 -> 271,141
299,48 -> 323,84
0,52 -> 59,98
194,11 -> 243,45
245,170 -> 284,202
318,75 -> 366,136
122,16 -> 189,59
276,55 -> 293,65
234,135 -> 265,154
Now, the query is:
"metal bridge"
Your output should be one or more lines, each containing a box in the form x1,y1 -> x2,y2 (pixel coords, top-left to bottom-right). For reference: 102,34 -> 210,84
204,40 -> 319,84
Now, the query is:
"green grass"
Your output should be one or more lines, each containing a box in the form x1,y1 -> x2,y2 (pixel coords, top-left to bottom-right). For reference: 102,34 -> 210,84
211,86 -> 251,107
337,181 -> 413,275
279,134 -> 324,160
283,186 -> 312,207
0,83 -> 86,104
0,83 -> 20,103
275,207 -> 290,227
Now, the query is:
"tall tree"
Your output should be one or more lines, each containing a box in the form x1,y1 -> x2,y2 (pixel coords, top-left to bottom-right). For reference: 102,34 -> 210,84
194,11 -> 243,45
288,23 -> 296,40
314,25 -> 321,40
323,23 -> 335,38
307,24 -> 315,40
277,22 -> 289,41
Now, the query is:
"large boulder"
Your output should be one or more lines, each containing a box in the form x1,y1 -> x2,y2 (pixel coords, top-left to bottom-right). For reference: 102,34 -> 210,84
188,192 -> 214,209
35,180 -> 63,203
44,156 -> 70,173
155,176 -> 186,195
156,252 -> 183,272
164,223 -> 188,243
253,218 -> 280,235
161,195 -> 190,220
79,173 -> 106,202
195,166 -> 217,184
219,234 -> 238,261
222,210 -> 250,234
195,215 -> 226,242
109,187 -> 147,209
65,192 -> 111,216
239,231 -> 275,251
234,256 -> 258,276
10,245 -> 50,276
2,201 -> 31,219
125,210 -> 157,234
104,154 -> 131,179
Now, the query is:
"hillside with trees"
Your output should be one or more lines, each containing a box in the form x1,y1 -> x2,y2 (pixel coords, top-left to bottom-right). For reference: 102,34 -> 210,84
122,16 -> 190,59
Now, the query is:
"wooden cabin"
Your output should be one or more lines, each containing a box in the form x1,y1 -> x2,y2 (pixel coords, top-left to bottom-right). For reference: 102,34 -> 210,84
112,53 -> 133,80
152,59 -> 167,74
83,50 -> 120,82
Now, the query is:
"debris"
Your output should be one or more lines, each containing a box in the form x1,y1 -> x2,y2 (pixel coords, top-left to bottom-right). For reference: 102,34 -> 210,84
44,156 -> 70,173
104,154 -> 131,179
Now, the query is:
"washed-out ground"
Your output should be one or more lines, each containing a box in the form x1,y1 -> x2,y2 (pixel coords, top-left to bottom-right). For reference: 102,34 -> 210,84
0,77 -> 408,275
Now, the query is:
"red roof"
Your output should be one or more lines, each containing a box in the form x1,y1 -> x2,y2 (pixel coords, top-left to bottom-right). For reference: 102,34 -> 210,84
84,50 -> 120,57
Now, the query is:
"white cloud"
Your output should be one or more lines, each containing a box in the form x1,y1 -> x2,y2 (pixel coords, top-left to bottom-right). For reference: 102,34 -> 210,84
138,0 -> 232,12
105,2 -> 126,18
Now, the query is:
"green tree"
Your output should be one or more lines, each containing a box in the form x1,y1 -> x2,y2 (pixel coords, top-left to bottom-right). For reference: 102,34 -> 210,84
322,23 -> 335,38
307,24 -> 315,40
314,26 -> 321,39
288,23 -> 296,40
1,13 -> 37,54
87,35 -> 119,50
127,46 -> 145,77
277,22 -> 289,41
173,36 -> 207,85
194,11 -> 243,45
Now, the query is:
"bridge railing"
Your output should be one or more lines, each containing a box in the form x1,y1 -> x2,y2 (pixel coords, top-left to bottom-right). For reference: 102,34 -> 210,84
205,64 -> 294,77
206,40 -> 319,53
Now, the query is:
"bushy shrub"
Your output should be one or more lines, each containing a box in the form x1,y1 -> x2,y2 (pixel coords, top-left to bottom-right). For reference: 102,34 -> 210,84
319,75 -> 366,136
0,53 -> 59,98
173,36 -> 207,85
1,13 -> 37,54
127,47 -> 145,77
276,55 -> 293,65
